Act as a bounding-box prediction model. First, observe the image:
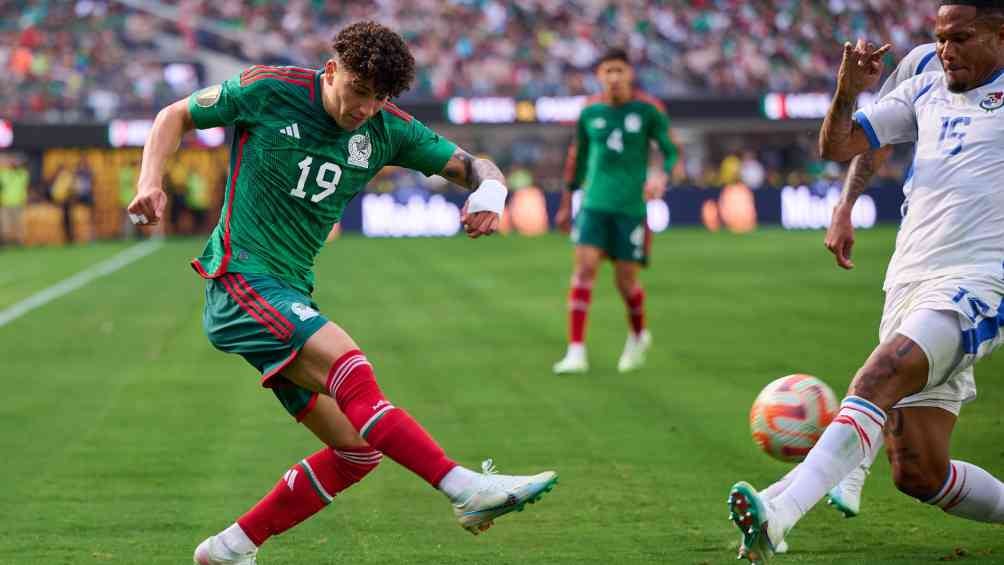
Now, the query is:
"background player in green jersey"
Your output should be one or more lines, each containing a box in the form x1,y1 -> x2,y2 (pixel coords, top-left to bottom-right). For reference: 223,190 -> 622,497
127,22 -> 557,565
552,48 -> 679,375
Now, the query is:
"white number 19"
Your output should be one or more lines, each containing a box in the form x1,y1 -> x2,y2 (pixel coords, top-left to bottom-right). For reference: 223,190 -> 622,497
290,156 -> 342,203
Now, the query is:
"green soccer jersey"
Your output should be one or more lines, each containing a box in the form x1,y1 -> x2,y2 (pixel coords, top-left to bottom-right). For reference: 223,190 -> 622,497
565,92 -> 678,217
187,65 -> 457,294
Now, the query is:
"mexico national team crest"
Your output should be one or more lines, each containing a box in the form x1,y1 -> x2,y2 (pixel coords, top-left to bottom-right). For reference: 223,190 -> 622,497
980,91 -> 1004,112
347,134 -> 371,168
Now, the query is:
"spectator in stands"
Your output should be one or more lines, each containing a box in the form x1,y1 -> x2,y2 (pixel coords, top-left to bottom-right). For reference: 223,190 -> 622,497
0,155 -> 30,245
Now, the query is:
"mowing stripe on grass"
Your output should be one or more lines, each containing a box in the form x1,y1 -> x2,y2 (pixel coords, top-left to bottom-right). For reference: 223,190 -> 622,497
0,239 -> 164,328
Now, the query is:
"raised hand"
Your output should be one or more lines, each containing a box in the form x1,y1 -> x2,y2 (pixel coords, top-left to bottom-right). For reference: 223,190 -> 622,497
837,39 -> 891,97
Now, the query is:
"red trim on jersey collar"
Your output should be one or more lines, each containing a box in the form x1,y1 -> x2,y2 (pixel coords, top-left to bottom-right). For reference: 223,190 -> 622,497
241,65 -> 317,101
383,102 -> 413,122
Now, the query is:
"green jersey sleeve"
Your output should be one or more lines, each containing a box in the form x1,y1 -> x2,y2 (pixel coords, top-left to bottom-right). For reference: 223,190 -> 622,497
388,117 -> 457,176
648,106 -> 679,174
188,73 -> 268,129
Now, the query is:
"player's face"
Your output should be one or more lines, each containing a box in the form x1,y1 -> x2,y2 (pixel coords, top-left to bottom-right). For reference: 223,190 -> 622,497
323,60 -> 389,130
935,6 -> 1004,92
596,60 -> 633,99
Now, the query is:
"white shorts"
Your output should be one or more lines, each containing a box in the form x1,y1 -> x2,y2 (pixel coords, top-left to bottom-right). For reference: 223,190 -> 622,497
881,275 -> 1004,415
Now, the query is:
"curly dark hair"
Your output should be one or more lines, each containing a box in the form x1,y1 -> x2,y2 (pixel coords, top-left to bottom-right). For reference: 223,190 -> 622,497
332,21 -> 415,99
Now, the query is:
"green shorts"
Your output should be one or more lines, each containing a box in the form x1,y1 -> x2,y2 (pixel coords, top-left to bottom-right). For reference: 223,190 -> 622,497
203,272 -> 328,420
571,208 -> 651,265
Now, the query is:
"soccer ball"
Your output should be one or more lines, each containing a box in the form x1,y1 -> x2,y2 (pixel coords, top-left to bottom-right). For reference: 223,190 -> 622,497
749,374 -> 838,463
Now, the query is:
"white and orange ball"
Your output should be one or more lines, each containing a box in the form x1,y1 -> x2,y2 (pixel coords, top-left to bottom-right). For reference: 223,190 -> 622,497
749,374 -> 838,462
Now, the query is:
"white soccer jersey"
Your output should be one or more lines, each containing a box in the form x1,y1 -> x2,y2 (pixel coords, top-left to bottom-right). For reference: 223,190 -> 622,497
877,43 -> 941,99
871,44 -> 942,226
854,67 -> 1004,289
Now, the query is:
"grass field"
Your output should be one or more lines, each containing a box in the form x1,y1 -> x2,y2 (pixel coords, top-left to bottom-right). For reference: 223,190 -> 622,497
1,227 -> 1002,565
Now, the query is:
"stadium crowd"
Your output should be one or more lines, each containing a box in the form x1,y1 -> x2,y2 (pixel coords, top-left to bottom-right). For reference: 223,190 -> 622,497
3,0 -> 937,120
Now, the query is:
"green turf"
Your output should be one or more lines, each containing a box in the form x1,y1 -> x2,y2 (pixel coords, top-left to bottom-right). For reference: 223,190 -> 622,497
1,227 -> 1002,564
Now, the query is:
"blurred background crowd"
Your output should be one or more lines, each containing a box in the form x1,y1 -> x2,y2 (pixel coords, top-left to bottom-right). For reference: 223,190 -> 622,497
0,0 -> 937,246
2,0 -> 933,119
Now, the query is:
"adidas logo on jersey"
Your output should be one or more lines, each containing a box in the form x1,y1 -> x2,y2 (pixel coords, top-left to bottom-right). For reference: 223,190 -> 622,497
280,123 -> 301,139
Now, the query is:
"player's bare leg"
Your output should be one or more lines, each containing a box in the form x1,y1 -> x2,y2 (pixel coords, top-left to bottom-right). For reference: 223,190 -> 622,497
554,244 -> 603,374
729,332 -> 928,562
613,260 -> 650,373
885,406 -> 1004,521
286,322 -> 557,534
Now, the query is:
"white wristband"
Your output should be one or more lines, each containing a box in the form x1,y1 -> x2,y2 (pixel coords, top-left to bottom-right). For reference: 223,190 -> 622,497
466,179 -> 508,215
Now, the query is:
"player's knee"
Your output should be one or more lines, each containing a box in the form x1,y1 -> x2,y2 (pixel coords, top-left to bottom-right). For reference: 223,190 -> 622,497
326,350 -> 393,432
575,263 -> 598,282
890,458 -> 948,501
849,352 -> 912,410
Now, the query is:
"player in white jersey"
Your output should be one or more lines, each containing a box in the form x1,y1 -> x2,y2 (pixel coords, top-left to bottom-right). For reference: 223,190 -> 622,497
728,2 -> 1004,563
740,45 -> 945,560
748,48 -> 949,555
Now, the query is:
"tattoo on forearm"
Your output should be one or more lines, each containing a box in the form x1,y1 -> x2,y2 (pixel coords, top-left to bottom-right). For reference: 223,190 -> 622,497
844,152 -> 876,198
820,92 -> 857,155
441,149 -> 503,190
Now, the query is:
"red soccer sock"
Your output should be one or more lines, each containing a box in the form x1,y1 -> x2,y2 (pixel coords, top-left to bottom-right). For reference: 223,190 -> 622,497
568,285 -> 592,344
625,287 -> 646,335
327,350 -> 457,488
237,446 -> 381,547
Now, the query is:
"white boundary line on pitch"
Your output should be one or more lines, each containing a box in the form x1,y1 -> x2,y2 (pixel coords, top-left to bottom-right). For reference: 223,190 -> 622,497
0,239 -> 164,328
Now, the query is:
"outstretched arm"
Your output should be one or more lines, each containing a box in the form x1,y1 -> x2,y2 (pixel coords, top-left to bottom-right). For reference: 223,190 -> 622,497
824,146 -> 893,269
438,147 -> 507,238
129,98 -> 195,225
819,40 -> 891,162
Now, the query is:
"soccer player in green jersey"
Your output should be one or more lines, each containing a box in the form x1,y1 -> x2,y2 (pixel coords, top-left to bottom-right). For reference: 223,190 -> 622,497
552,48 -> 679,375
127,22 -> 557,565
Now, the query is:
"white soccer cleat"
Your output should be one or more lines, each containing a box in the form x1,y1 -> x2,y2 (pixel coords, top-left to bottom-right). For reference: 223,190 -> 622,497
827,464 -> 867,518
193,535 -> 257,565
728,481 -> 785,564
553,347 -> 589,374
452,459 -> 558,535
617,330 -> 651,373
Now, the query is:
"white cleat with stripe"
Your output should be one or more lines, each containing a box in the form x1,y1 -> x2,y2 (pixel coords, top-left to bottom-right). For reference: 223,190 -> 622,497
452,459 -> 558,535
193,536 -> 257,565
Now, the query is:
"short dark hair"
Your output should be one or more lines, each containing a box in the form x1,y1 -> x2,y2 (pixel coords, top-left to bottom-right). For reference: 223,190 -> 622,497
332,21 -> 415,99
595,47 -> 630,69
940,0 -> 1004,15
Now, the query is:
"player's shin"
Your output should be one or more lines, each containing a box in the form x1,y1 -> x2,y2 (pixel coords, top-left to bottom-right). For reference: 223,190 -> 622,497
771,396 -> 885,531
327,350 -> 458,489
625,286 -> 645,336
925,461 -> 1004,523
237,446 -> 381,547
568,282 -> 592,345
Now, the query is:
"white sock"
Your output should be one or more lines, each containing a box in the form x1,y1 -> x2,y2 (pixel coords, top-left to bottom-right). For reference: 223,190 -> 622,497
567,342 -> 586,358
772,396 -> 886,531
925,460 -> 1004,523
219,523 -> 256,554
763,435 -> 883,502
438,465 -> 480,502
761,466 -> 799,501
